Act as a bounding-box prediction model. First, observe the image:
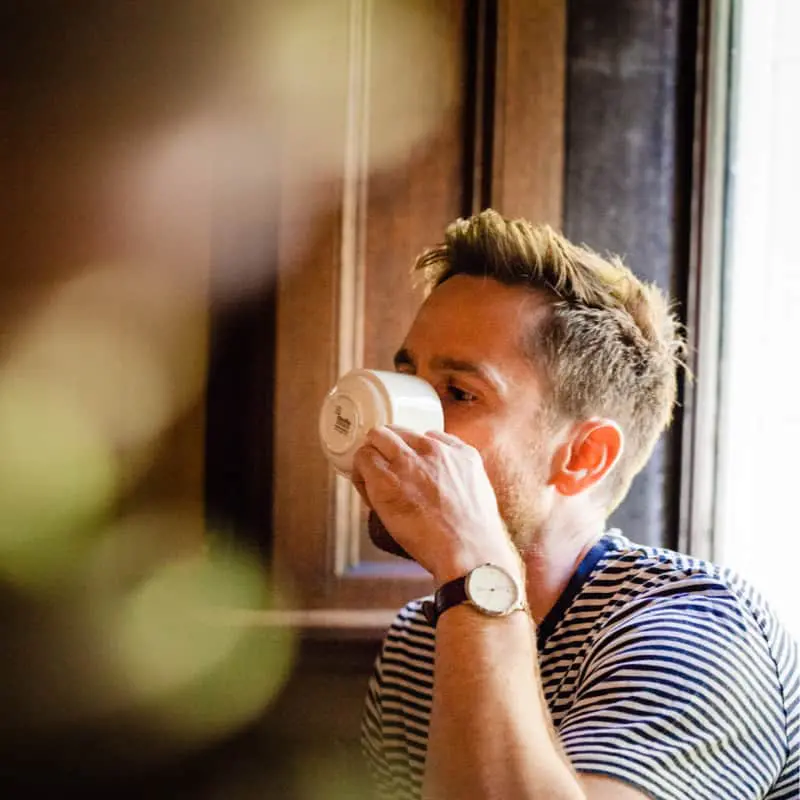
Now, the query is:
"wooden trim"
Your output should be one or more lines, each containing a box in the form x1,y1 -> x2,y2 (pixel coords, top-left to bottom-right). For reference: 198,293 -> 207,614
205,608 -> 398,639
678,0 -> 731,561
463,0 -> 498,214
492,0 -> 566,226
334,0 -> 372,577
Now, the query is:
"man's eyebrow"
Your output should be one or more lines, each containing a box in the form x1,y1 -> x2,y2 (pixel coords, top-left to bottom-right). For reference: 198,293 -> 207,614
430,356 -> 483,375
393,348 -> 415,370
431,356 -> 507,393
393,349 -> 506,393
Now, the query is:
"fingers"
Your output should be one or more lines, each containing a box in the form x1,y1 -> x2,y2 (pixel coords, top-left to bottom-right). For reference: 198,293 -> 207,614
365,426 -> 419,461
351,428 -> 409,501
353,427 -> 429,507
350,471 -> 372,508
361,427 -> 468,478
379,425 -> 460,454
354,426 -> 466,502
352,440 -> 397,495
353,441 -> 391,479
425,429 -> 483,466
425,429 -> 467,448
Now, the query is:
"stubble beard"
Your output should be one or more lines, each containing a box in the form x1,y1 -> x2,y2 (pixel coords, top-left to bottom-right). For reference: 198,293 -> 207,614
490,441 -> 550,552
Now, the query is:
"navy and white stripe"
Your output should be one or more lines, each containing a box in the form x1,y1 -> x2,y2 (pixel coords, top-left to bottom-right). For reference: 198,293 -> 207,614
362,532 -> 800,800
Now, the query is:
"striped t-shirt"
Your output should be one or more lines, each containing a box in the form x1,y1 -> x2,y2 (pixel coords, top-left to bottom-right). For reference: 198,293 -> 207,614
362,532 -> 800,800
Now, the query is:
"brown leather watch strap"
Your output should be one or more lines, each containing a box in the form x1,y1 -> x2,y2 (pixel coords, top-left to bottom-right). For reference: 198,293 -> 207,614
422,575 -> 469,627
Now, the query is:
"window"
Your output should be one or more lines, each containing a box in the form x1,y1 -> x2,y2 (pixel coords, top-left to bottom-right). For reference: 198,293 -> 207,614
683,0 -> 800,636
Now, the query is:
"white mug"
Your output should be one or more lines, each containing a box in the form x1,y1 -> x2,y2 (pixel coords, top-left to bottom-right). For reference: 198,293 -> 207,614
319,368 -> 444,475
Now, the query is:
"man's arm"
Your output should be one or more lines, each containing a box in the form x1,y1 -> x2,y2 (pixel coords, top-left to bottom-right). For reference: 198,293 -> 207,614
354,427 -> 650,800
423,606 -> 579,800
423,605 -> 650,800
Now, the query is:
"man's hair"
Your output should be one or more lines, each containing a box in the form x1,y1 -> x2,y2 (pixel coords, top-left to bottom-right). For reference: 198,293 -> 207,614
414,209 -> 685,510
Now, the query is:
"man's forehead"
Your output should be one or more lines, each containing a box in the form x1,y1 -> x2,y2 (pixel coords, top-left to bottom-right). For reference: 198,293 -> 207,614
421,273 -> 546,314
401,275 -> 550,378
406,275 -> 548,350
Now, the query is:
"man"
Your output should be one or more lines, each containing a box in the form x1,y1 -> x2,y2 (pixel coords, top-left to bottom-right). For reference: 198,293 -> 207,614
354,210 -> 799,800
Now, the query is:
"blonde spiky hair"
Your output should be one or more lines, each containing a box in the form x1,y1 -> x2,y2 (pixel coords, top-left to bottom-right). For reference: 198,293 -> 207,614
414,209 -> 685,509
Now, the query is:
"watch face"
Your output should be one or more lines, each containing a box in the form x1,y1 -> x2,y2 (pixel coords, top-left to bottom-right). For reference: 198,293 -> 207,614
465,564 -> 519,615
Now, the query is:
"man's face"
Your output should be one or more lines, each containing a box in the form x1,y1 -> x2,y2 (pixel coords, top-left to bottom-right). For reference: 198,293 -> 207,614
395,275 -> 557,544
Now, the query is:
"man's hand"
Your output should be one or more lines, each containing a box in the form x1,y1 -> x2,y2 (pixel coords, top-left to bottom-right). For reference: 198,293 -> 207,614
352,426 -> 520,585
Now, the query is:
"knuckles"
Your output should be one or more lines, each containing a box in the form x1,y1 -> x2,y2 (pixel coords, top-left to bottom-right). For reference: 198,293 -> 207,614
462,443 -> 481,462
364,427 -> 386,447
359,427 -> 483,472
352,445 -> 376,472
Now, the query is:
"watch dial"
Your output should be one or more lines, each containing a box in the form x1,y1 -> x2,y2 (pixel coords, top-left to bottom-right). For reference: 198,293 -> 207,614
466,564 -> 519,614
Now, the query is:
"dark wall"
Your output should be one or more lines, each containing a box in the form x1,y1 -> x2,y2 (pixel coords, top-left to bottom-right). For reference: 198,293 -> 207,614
204,288 -> 276,557
563,0 -> 698,547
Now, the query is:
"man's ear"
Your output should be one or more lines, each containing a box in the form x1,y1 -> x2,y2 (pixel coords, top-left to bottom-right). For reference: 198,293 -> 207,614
549,419 -> 624,497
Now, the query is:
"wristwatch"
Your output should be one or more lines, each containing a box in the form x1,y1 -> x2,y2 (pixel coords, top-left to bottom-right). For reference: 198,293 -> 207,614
422,563 -> 526,627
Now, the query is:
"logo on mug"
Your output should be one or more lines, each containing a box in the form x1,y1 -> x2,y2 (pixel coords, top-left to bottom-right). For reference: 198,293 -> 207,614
333,405 -> 352,436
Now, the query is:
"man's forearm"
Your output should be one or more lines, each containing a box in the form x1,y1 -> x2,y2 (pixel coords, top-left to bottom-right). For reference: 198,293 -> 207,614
422,606 -> 584,800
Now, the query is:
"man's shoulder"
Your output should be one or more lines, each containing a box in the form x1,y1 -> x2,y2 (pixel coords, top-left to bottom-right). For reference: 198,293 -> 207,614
603,532 -> 761,604
598,533 -> 796,650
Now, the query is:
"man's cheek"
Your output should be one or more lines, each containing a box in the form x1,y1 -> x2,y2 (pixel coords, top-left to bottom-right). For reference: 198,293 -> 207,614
441,418 -> 489,453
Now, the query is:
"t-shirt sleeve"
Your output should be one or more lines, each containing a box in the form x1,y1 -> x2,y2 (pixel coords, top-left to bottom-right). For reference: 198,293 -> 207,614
558,585 -> 788,800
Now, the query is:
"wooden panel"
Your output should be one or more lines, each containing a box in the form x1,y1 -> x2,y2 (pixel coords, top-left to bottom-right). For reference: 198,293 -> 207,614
355,0 -> 464,574
272,0 -> 464,619
493,0 -> 566,225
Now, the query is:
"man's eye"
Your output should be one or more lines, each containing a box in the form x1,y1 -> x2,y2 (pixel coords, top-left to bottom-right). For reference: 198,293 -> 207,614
446,384 -> 476,403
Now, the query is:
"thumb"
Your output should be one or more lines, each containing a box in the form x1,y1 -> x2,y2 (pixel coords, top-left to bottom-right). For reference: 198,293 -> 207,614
350,468 -> 373,509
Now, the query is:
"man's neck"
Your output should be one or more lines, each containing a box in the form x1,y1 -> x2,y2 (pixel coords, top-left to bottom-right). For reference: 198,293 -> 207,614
519,524 -> 605,624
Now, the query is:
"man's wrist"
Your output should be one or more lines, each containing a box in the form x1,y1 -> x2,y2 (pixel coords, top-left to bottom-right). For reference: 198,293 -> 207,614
424,553 -> 528,629
433,546 -> 524,588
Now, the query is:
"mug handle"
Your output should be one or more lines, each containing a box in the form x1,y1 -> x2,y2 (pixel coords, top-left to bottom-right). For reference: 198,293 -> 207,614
367,510 -> 413,560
